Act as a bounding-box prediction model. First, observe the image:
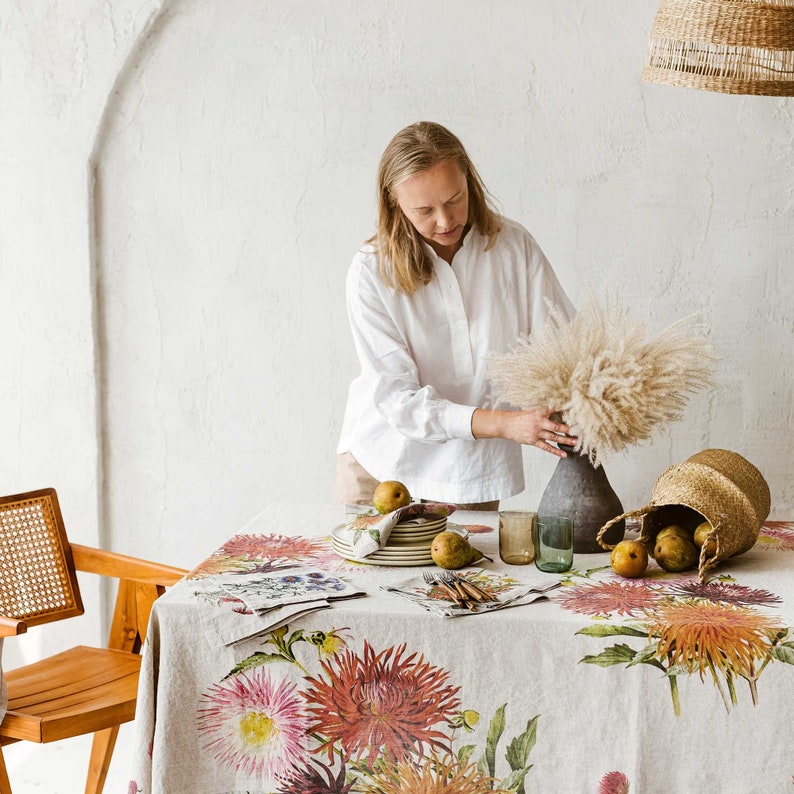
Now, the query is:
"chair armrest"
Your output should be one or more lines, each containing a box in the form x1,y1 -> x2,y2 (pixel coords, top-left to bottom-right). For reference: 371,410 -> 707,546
70,543 -> 187,586
0,614 -> 27,636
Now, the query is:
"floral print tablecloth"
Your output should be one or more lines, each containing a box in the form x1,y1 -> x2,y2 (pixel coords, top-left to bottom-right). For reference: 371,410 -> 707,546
129,505 -> 794,794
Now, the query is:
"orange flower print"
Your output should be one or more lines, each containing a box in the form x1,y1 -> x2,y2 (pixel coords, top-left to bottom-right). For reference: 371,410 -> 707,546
647,599 -> 786,708
648,600 -> 784,680
366,753 -> 504,794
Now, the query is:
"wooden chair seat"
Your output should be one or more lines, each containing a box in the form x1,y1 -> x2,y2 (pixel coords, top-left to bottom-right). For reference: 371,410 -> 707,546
2,646 -> 141,744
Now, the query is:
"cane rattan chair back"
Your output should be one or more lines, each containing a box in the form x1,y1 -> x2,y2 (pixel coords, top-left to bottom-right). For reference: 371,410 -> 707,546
0,488 -> 186,793
0,490 -> 83,628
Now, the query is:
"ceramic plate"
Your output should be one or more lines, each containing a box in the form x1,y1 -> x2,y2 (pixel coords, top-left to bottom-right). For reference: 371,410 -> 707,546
331,545 -> 434,562
395,517 -> 447,528
385,535 -> 436,547
390,523 -> 445,533
332,528 -> 435,554
332,550 -> 435,567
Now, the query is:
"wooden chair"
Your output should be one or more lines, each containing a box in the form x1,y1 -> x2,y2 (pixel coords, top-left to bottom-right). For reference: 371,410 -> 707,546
0,488 -> 186,793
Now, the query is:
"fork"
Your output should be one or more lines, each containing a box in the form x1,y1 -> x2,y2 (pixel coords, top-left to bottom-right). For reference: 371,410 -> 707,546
526,581 -> 563,595
422,571 -> 474,609
439,571 -> 498,603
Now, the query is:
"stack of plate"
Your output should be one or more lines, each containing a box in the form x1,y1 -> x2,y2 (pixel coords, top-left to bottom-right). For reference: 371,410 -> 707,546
387,516 -> 447,546
331,517 -> 456,566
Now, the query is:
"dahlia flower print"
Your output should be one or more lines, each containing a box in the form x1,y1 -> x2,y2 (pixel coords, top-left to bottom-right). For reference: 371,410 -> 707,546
647,600 -> 786,709
663,578 -> 781,607
364,753 -> 499,794
578,596 -> 794,716
756,522 -> 794,552
189,533 -> 330,578
277,758 -> 353,794
598,770 -> 630,794
197,667 -> 310,779
558,578 -> 666,618
302,641 -> 461,764
356,702 -> 538,793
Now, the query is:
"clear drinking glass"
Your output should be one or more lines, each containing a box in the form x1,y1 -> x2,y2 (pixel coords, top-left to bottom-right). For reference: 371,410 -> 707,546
498,510 -> 537,565
535,515 -> 574,572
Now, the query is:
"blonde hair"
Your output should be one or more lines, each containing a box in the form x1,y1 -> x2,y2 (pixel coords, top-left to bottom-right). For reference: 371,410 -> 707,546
370,121 -> 502,294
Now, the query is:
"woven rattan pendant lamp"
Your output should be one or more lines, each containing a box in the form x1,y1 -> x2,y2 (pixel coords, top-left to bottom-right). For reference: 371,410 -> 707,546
643,0 -> 794,95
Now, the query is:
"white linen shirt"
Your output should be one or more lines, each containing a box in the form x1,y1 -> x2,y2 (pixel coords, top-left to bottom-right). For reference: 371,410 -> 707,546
337,217 -> 574,503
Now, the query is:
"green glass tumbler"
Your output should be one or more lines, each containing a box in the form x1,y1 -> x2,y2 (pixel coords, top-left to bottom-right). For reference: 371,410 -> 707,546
535,516 -> 574,573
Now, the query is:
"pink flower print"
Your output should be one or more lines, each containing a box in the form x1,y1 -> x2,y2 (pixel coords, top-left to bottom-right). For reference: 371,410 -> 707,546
198,667 -> 310,779
598,770 -> 630,793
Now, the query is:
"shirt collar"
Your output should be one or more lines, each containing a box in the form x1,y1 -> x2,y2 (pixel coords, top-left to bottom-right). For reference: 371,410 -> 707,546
420,224 -> 479,262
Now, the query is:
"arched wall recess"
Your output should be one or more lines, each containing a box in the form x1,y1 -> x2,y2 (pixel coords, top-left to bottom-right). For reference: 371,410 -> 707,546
89,0 -> 175,560
87,1 -> 362,566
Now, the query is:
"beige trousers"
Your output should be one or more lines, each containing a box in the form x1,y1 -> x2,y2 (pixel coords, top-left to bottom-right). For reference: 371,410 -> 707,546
334,451 -> 499,511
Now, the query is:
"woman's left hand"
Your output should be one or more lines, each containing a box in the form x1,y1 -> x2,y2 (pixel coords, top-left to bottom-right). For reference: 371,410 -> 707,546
472,408 -> 577,458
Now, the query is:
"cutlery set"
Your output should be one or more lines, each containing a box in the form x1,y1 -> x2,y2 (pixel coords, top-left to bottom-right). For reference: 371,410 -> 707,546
422,570 -> 497,610
422,570 -> 562,611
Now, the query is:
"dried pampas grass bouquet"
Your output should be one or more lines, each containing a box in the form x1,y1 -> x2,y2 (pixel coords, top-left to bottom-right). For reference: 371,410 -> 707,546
488,295 -> 716,466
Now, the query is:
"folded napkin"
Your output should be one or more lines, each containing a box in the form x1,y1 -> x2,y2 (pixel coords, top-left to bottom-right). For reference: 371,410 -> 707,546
203,595 -> 332,647
340,502 -> 457,559
211,568 -> 365,613
381,568 -> 560,618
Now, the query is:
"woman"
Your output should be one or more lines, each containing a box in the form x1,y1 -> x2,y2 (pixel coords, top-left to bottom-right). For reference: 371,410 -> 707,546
336,121 -> 575,509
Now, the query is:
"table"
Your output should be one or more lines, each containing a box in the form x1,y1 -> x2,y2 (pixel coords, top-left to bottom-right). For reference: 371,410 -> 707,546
129,505 -> 794,793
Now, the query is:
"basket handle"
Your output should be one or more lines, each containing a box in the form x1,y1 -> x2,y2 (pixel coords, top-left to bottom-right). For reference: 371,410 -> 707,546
596,504 -> 656,550
696,519 -> 723,584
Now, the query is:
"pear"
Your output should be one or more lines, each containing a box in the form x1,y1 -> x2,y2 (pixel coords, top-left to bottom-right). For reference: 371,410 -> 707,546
654,535 -> 698,572
468,547 -> 485,565
655,524 -> 692,545
610,540 -> 649,578
467,546 -> 492,564
693,520 -> 716,554
431,531 -> 474,570
372,480 -> 411,514
431,532 -> 491,569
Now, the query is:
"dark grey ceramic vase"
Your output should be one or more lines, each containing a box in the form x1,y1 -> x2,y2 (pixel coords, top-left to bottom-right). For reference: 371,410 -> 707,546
537,444 -> 626,553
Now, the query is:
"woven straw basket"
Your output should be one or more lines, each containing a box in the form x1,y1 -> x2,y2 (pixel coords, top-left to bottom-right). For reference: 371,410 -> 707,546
597,449 -> 771,582
643,0 -> 794,96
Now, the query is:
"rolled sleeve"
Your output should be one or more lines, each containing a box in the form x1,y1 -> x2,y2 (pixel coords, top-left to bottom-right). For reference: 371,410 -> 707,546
442,402 -> 477,441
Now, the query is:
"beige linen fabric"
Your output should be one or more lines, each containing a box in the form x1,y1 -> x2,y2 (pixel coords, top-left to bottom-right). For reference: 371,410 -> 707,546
129,508 -> 794,793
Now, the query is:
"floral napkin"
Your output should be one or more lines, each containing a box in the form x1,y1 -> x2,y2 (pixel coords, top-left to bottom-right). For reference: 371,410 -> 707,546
381,568 -> 560,618
211,568 -> 365,613
202,593 -> 332,647
340,502 -> 457,559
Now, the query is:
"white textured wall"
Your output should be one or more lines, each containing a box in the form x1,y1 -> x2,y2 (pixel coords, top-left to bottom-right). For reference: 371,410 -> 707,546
3,1 -> 793,583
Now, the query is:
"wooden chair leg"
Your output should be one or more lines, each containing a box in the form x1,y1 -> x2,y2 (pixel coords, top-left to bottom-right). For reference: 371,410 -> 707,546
85,726 -> 119,794
0,747 -> 11,794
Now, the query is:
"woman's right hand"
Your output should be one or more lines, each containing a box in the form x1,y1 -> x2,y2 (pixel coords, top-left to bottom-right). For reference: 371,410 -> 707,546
472,408 -> 577,458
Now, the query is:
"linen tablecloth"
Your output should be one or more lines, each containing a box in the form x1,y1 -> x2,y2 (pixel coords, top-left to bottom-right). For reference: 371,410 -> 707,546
129,505 -> 794,793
